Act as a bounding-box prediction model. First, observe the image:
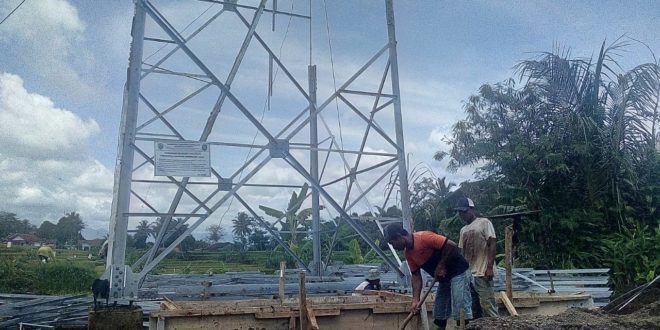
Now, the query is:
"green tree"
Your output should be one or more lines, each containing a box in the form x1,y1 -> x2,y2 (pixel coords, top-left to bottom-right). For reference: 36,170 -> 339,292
436,40 -> 660,279
149,217 -> 192,248
37,221 -> 58,240
133,220 -> 151,248
247,227 -> 271,250
55,212 -> 85,245
259,183 -> 312,250
180,235 -> 196,252
0,212 -> 36,238
206,224 -> 224,244
231,212 -> 253,250
347,239 -> 364,264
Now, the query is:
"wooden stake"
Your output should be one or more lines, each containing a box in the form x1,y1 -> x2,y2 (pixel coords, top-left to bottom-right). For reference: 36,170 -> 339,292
505,225 -> 513,300
299,272 -> 307,330
279,261 -> 286,302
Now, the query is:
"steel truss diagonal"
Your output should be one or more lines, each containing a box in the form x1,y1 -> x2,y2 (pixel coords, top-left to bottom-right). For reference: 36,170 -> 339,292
106,0 -> 412,300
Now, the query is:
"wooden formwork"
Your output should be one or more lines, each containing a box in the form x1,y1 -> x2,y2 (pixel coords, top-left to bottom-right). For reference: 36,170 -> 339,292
506,291 -> 595,316
148,291 -> 594,329
149,292 -> 434,330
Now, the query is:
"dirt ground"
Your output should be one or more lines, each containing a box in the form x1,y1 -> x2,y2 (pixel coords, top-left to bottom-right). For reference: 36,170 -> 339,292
466,288 -> 660,330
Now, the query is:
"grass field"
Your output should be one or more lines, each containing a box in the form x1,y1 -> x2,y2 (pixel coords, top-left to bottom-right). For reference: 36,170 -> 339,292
0,245 -> 363,294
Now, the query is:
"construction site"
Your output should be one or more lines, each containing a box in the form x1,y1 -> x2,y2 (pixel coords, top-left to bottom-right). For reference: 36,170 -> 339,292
0,0 -> 659,329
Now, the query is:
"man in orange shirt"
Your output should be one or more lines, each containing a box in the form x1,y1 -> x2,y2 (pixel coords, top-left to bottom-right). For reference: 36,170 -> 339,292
385,223 -> 473,329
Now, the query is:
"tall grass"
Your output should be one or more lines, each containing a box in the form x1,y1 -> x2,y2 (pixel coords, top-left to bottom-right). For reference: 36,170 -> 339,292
0,246 -> 100,295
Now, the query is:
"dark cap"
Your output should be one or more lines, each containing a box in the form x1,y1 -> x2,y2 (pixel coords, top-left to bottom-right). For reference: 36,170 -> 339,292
384,223 -> 408,242
454,197 -> 475,212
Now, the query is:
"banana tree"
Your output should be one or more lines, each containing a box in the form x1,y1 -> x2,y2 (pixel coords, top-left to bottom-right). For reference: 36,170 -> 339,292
259,183 -> 312,251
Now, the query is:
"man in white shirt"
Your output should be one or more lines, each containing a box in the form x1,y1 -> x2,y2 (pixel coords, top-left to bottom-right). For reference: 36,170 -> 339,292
457,197 -> 499,317
354,268 -> 382,293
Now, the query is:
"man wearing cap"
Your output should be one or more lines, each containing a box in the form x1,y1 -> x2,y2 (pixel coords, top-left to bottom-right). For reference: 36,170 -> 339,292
456,197 -> 499,318
354,268 -> 382,293
385,223 -> 472,329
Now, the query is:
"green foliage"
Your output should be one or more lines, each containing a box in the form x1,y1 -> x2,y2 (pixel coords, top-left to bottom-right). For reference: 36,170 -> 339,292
206,224 -> 224,244
439,215 -> 463,242
33,262 -> 97,294
603,224 -> 660,294
0,249 -> 97,295
37,220 -> 57,240
232,212 -> 254,249
347,239 -> 364,264
259,183 -> 312,249
0,212 -> 36,238
431,40 -> 659,293
363,239 -> 380,263
54,212 -> 85,245
515,209 -> 607,268
133,220 -> 151,248
0,257 -> 36,293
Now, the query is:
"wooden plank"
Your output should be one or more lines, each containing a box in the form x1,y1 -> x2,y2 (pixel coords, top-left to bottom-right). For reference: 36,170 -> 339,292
533,276 -> 609,281
505,226 -> 513,300
306,301 -> 320,330
255,311 -> 295,319
533,280 -> 609,286
289,315 -> 296,330
512,298 -> 540,308
162,296 -> 179,310
530,269 -> 609,275
299,272 -> 307,330
499,291 -> 518,316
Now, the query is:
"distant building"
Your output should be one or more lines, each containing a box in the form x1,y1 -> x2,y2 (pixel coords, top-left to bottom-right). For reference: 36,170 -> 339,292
5,233 -> 43,247
79,239 -> 105,251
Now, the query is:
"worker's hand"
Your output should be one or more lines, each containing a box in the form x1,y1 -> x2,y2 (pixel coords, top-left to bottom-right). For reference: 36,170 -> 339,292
434,266 -> 447,280
410,299 -> 421,314
485,267 -> 494,281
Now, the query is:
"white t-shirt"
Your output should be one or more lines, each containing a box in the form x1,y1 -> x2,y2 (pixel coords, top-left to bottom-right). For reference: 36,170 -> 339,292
459,217 -> 496,277
354,281 -> 369,291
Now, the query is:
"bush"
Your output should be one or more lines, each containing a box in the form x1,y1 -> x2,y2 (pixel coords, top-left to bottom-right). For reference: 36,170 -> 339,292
0,258 -> 97,295
603,223 -> 660,295
0,258 -> 37,293
33,262 -> 97,294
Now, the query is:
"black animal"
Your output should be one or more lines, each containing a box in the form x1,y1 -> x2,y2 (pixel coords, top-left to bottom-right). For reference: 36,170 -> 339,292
91,278 -> 110,310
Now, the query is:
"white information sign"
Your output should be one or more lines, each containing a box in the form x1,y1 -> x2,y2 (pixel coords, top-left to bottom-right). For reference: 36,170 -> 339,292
154,141 -> 211,177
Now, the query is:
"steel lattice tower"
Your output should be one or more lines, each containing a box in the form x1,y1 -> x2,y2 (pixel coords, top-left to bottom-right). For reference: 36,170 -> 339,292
105,0 -> 412,300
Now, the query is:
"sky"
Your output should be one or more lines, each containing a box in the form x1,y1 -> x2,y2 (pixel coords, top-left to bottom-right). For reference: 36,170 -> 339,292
1,0 -> 658,239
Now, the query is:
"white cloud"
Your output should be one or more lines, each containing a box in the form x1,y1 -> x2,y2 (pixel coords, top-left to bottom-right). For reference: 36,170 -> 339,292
428,127 -> 449,150
0,0 -> 94,98
0,73 -> 100,160
0,73 -> 112,228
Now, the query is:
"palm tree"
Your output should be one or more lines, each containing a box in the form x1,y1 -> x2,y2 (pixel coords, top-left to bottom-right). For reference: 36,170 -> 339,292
136,220 -> 151,237
232,212 -> 253,249
441,38 -> 660,229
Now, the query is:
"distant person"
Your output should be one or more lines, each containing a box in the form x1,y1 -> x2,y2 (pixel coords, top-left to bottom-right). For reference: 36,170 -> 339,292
37,245 -> 56,263
457,197 -> 499,318
385,223 -> 472,330
354,268 -> 382,292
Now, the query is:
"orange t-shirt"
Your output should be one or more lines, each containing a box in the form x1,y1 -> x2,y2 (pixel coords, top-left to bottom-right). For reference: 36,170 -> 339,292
404,231 -> 447,273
